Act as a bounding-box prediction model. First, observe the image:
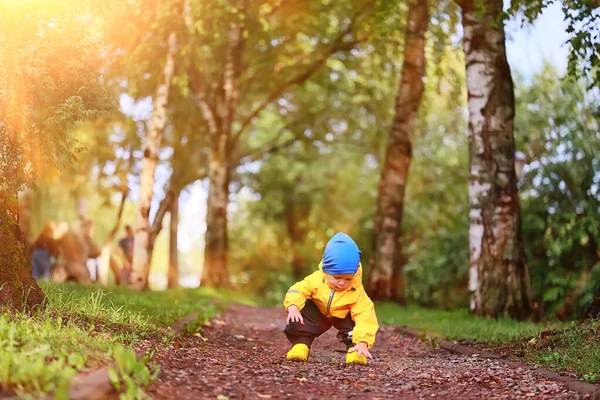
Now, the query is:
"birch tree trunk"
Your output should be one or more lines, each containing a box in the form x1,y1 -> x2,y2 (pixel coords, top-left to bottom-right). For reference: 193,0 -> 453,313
368,0 -> 429,302
167,190 -> 180,288
461,0 -> 532,319
130,31 -> 178,291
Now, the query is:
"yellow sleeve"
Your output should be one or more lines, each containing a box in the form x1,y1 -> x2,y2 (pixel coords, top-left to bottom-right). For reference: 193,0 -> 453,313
283,271 -> 318,312
350,289 -> 379,348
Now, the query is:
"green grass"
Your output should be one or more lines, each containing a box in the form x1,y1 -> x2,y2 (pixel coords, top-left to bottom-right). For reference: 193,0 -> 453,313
377,302 -> 566,343
522,319 -> 600,383
377,302 -> 599,382
0,282 -> 230,398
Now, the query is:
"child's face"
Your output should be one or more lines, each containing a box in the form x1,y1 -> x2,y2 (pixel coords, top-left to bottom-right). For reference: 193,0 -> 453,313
325,273 -> 355,291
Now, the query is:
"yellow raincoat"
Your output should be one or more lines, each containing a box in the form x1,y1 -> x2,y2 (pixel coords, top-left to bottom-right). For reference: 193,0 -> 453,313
283,262 -> 379,347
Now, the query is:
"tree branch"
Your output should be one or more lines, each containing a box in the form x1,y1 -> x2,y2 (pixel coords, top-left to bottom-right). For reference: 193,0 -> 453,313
184,0 -> 220,137
149,190 -> 174,248
104,150 -> 133,244
230,0 -> 375,147
239,123 -> 298,161
222,0 -> 247,137
189,70 -> 219,136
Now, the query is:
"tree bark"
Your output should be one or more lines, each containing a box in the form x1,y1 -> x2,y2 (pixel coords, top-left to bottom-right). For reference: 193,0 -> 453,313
202,134 -> 232,287
197,12 -> 245,288
583,284 -> 600,320
368,0 -> 429,302
0,190 -> 45,310
167,190 -> 180,288
130,31 -> 178,291
285,202 -> 310,282
461,0 -> 533,319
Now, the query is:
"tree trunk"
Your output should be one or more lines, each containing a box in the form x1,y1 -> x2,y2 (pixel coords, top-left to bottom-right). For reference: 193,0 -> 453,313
0,189 -> 45,310
285,202 -> 310,282
98,189 -> 128,285
130,31 -> 178,291
167,190 -> 180,288
199,17 -> 244,288
583,284 -> 600,320
461,0 -> 532,319
368,0 -> 429,302
202,135 -> 231,287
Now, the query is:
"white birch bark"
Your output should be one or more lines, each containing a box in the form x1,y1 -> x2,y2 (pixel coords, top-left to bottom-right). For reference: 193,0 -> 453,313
130,32 -> 178,290
461,0 -> 532,318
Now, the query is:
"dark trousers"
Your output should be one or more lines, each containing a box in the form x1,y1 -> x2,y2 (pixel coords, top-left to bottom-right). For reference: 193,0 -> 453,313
284,299 -> 354,349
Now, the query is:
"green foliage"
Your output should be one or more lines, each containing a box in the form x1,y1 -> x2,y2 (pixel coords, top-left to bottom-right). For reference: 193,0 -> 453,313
0,0 -> 111,191
108,344 -> 159,400
0,308 -> 111,397
402,45 -> 469,308
515,64 -> 600,318
508,0 -> 600,87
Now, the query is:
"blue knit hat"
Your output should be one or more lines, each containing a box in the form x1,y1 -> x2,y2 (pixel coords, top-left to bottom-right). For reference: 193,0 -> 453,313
322,232 -> 361,275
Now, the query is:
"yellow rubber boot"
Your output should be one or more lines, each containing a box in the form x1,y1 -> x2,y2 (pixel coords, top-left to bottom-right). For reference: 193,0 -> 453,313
346,350 -> 368,365
286,343 -> 310,362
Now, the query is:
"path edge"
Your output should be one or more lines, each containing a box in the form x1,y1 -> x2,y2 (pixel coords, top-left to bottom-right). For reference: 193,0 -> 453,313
67,311 -> 201,400
394,325 -> 600,400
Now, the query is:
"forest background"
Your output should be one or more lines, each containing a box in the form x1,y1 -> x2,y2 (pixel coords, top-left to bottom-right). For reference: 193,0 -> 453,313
4,0 -> 599,321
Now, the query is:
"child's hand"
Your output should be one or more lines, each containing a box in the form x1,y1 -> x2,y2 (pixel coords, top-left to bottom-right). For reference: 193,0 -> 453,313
286,305 -> 304,325
348,342 -> 373,359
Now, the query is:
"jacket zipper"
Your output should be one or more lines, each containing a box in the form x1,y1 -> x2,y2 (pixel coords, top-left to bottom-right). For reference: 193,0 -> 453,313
324,289 -> 335,316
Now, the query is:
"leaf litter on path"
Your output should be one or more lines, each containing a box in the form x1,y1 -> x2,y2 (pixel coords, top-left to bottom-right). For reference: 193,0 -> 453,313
149,304 -> 589,399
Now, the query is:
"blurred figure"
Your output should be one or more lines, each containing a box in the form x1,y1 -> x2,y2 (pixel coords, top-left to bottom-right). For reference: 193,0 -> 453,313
51,218 -> 98,284
31,221 -> 68,280
117,225 -> 134,282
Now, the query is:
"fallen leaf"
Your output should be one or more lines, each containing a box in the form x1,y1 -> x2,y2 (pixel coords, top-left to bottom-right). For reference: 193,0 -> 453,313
193,333 -> 209,341
234,334 -> 245,339
296,377 -> 308,383
257,394 -> 273,398
217,395 -> 229,400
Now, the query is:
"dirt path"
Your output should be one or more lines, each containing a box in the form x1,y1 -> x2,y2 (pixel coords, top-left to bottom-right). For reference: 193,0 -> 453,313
149,304 -> 589,399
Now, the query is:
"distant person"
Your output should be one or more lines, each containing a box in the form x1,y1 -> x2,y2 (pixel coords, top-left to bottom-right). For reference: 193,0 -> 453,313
31,221 -> 67,280
283,232 -> 379,365
117,225 -> 134,282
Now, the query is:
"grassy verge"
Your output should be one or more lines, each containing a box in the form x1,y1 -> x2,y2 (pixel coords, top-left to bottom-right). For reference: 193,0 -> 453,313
0,282 -> 231,399
520,319 -> 600,383
377,302 -> 599,383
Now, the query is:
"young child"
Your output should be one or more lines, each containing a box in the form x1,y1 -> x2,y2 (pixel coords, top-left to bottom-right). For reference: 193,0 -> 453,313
283,232 -> 379,365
